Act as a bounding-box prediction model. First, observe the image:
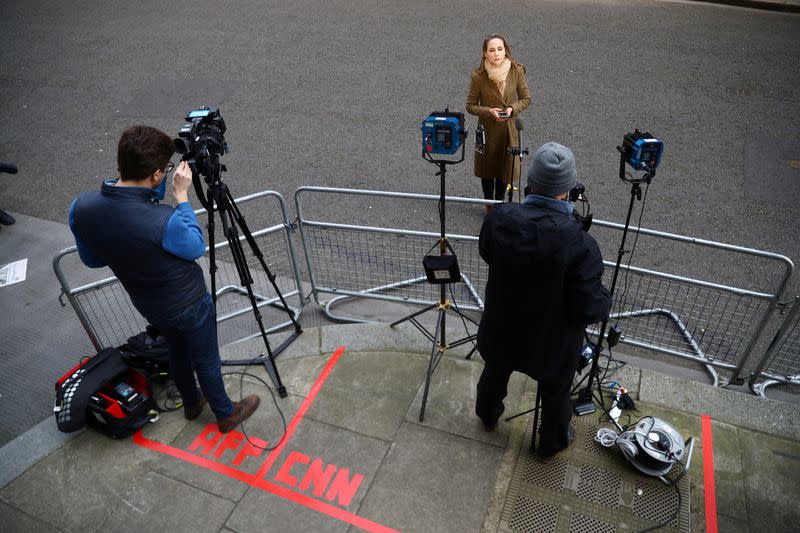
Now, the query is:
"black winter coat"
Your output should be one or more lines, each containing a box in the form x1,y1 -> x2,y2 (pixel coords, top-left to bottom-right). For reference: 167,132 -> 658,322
477,201 -> 611,384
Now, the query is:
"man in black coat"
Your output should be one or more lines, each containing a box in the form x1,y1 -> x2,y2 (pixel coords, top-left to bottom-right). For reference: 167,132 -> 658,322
476,141 -> 611,459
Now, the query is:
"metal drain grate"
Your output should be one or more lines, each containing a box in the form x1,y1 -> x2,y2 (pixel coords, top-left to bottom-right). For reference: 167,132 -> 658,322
576,465 -> 622,509
569,514 -> 616,533
508,496 -> 559,533
633,481 -> 681,525
520,456 -> 568,491
498,410 -> 691,532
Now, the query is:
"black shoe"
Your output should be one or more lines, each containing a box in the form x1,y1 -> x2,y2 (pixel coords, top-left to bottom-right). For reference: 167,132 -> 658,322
537,423 -> 575,463
0,210 -> 14,226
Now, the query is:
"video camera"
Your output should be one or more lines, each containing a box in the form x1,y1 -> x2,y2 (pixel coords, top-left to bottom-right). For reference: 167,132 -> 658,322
174,106 -> 227,181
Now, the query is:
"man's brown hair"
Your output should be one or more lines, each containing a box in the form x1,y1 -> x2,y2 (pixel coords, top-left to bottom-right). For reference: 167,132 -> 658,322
117,125 -> 174,182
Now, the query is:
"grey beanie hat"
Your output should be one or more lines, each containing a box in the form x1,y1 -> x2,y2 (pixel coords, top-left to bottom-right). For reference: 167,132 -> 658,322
527,142 -> 577,196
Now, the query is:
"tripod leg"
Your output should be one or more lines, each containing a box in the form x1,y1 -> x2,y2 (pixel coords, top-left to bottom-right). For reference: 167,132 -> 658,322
419,308 -> 444,422
222,186 -> 302,333
206,187 -> 218,305
390,301 -> 438,328
464,344 -> 479,360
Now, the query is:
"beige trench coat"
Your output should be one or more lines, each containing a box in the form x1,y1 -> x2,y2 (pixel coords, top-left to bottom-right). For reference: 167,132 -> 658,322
466,64 -> 531,184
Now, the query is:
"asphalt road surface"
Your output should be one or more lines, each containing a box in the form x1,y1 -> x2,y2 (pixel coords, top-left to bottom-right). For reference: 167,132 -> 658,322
1,0 -> 798,288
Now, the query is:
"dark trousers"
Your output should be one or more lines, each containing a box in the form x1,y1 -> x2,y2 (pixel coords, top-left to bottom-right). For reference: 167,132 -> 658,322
476,359 -> 574,455
147,293 -> 235,420
481,178 -> 507,201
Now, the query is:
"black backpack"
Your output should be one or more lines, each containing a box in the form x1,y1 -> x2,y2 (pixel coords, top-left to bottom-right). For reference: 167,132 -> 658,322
120,325 -> 171,375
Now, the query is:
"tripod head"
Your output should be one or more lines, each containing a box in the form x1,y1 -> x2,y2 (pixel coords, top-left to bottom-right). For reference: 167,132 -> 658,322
185,152 -> 228,213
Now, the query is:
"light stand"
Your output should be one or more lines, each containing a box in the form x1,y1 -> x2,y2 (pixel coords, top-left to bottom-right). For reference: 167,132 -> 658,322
571,148 -> 657,425
391,113 -> 479,421
192,155 -> 302,398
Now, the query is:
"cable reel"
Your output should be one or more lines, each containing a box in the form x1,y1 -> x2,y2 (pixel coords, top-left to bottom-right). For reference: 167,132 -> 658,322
596,416 -> 695,484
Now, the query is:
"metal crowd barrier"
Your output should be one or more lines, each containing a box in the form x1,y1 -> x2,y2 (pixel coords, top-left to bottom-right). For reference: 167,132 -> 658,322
586,220 -> 793,387
748,295 -> 800,397
294,186 -> 489,322
295,186 -> 795,390
53,191 -> 304,350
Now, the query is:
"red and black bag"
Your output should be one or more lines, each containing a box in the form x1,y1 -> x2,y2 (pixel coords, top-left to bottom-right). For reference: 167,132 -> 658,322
54,347 -> 158,439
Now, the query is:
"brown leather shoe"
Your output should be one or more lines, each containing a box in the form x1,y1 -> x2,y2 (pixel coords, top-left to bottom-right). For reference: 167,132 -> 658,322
183,395 -> 207,421
217,394 -> 261,433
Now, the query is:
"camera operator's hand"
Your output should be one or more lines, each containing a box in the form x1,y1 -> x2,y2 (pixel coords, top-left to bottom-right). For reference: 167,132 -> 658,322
172,161 -> 192,204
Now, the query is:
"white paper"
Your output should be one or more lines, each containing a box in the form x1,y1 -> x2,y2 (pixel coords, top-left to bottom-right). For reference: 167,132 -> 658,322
0,258 -> 28,287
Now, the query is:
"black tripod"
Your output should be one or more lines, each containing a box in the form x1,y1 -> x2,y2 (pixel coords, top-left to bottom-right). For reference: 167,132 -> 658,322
391,121 -> 478,422
193,157 -> 302,398
571,151 -> 656,427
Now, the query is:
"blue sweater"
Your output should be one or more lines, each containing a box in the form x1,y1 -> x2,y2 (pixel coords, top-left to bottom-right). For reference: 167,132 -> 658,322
69,181 -> 207,321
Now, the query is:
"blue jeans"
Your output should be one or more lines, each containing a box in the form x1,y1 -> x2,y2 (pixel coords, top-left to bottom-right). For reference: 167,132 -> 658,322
148,293 -> 234,420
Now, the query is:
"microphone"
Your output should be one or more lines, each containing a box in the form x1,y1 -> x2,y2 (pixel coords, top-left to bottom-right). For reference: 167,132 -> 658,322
0,163 -> 18,174
515,117 -> 524,131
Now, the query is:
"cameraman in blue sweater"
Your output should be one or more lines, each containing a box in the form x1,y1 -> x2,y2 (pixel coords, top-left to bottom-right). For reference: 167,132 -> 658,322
69,125 -> 259,433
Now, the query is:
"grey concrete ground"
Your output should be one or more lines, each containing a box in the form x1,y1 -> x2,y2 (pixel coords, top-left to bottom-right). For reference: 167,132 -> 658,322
1,323 -> 798,533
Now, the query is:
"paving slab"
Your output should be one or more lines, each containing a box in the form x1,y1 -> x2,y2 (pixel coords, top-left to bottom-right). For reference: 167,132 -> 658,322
0,416 -> 79,490
219,353 -> 328,404
738,428 -> 800,529
231,485 -> 351,533
406,354 -> 529,447
0,430 -> 156,533
0,500 -> 62,533
307,350 -> 429,441
358,422 -> 504,533
226,418 -> 389,533
98,470 -> 236,533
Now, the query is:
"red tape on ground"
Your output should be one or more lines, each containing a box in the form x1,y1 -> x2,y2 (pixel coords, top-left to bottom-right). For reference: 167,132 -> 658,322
701,414 -> 718,533
134,346 -> 400,533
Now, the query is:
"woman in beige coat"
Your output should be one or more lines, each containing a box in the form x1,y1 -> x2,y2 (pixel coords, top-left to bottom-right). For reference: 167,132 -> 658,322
466,34 -> 531,213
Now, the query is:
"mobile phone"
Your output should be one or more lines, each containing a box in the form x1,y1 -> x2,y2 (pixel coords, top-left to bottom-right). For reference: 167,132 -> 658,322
497,111 -> 510,118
